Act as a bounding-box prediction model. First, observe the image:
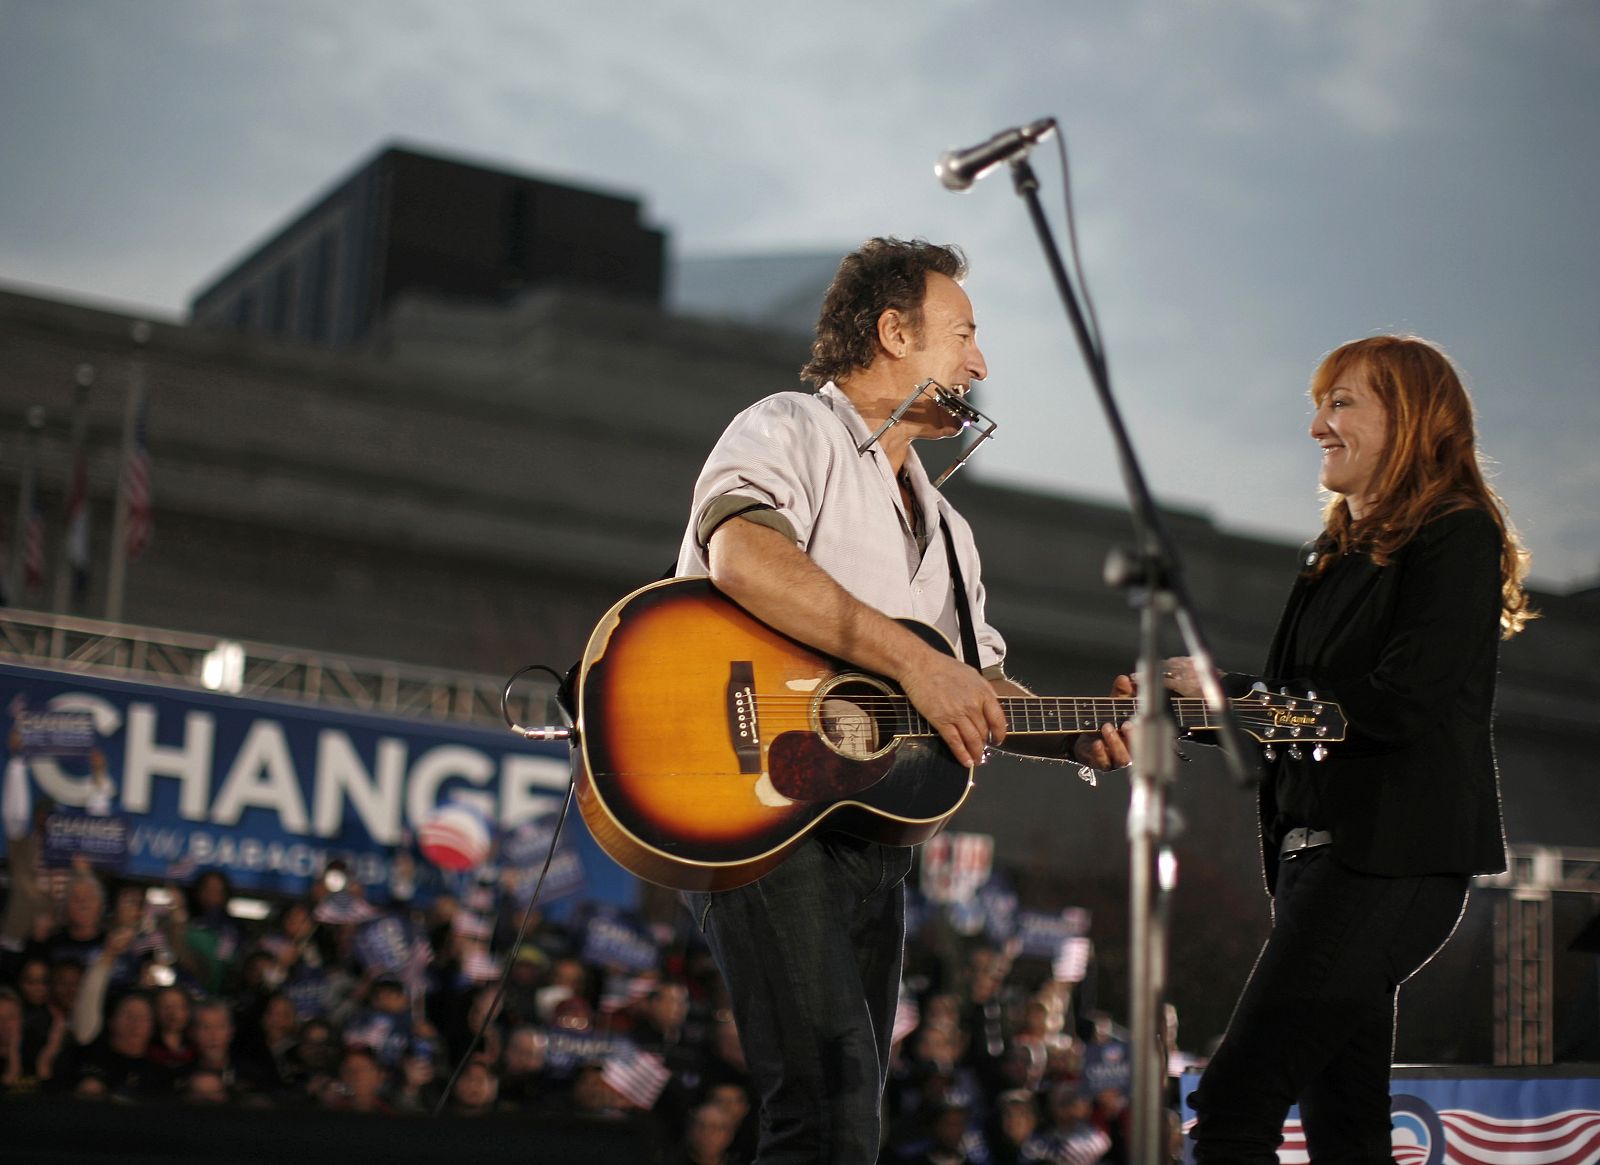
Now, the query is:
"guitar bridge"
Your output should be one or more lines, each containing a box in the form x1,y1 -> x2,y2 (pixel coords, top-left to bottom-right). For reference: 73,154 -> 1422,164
726,662 -> 761,774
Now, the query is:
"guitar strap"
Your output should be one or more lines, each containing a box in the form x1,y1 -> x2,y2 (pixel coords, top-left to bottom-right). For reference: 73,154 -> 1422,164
940,521 -> 983,668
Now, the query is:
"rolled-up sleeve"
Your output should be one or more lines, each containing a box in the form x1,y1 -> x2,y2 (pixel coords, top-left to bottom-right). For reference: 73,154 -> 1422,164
686,397 -> 830,551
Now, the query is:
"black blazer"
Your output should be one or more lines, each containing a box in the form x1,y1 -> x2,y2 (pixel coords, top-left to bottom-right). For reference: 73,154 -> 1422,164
1251,507 -> 1508,892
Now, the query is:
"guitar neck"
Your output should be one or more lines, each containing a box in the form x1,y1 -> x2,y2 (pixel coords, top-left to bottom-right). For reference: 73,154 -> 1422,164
904,696 -> 1217,737
1001,696 -> 1220,736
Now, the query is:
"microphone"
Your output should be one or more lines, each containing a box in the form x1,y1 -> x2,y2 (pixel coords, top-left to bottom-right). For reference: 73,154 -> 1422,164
935,118 -> 1057,191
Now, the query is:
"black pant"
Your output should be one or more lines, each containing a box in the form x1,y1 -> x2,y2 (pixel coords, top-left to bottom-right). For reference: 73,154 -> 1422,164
1190,848 -> 1468,1164
683,834 -> 913,1164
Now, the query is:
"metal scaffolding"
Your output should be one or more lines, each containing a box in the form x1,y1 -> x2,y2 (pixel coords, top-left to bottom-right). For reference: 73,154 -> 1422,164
0,608 -> 556,732
1482,844 -> 1600,1065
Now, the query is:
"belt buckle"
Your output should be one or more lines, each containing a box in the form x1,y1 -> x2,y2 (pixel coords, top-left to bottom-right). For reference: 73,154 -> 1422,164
1281,827 -> 1329,860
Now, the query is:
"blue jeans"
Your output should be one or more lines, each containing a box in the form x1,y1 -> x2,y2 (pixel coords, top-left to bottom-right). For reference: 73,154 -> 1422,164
1190,848 -> 1469,1164
683,833 -> 913,1164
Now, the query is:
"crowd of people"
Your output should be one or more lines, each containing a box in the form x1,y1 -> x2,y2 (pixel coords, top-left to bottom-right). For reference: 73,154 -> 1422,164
0,851 -> 1170,1164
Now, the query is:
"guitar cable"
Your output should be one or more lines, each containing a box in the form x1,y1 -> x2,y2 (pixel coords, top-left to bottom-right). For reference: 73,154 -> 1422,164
430,663 -> 578,1116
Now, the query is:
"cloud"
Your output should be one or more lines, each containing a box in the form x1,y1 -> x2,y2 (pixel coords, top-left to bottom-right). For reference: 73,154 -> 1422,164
0,0 -> 1594,586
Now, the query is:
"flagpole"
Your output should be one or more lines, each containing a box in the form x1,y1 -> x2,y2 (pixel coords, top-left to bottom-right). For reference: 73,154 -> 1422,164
105,322 -> 151,624
7,406 -> 46,604
52,364 -> 94,615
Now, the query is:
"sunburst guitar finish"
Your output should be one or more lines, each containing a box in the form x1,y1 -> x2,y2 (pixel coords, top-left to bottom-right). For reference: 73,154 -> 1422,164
577,577 -> 969,892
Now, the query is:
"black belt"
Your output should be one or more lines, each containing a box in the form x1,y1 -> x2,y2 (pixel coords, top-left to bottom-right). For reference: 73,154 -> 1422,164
1279,827 -> 1332,858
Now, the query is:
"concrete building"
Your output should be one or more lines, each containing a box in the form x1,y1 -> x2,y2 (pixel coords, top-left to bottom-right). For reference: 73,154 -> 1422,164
188,144 -> 666,348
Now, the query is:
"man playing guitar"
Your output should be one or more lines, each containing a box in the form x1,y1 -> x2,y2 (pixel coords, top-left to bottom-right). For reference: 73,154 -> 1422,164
669,237 -> 1131,1163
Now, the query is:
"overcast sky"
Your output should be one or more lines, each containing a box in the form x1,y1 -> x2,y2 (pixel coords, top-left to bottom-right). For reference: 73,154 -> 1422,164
2,1 -> 1596,589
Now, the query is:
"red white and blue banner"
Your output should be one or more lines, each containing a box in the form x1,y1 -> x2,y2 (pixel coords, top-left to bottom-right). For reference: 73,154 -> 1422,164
0,660 -> 637,910
122,402 -> 154,560
1180,1069 -> 1600,1164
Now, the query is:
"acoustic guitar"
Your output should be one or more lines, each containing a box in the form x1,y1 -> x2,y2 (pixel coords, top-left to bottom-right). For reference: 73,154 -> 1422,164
575,577 -> 1346,891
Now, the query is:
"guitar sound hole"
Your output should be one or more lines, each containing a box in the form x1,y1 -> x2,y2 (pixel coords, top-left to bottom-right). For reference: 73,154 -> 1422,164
817,682 -> 889,761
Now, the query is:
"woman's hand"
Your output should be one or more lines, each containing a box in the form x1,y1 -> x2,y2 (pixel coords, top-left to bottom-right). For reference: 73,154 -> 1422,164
1072,673 -> 1136,770
1158,656 -> 1218,699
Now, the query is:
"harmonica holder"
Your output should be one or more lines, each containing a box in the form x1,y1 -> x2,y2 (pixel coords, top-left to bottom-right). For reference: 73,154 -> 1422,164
855,378 -> 998,487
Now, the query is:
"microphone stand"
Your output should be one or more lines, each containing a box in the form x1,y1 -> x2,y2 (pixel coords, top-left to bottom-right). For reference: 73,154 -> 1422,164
1005,154 -> 1257,1164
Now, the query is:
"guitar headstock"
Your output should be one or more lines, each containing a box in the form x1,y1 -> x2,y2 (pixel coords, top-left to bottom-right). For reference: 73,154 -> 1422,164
1228,688 -> 1347,762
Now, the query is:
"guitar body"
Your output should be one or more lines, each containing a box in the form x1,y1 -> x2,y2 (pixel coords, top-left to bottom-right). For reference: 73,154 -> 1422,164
577,577 -> 973,892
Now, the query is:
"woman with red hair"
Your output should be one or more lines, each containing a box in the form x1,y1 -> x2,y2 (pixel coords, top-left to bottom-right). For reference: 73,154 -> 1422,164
1170,335 -> 1534,1163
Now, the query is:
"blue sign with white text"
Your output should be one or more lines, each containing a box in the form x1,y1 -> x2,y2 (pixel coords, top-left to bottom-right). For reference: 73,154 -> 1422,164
0,661 -> 636,909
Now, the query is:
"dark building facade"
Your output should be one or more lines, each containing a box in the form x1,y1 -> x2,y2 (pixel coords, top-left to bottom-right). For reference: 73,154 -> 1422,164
188,144 -> 666,347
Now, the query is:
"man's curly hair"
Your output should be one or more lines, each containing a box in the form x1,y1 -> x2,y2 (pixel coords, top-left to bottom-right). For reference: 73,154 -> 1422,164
800,238 -> 967,388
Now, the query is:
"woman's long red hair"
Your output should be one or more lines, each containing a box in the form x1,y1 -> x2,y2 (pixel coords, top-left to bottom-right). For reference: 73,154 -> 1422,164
1310,335 -> 1535,638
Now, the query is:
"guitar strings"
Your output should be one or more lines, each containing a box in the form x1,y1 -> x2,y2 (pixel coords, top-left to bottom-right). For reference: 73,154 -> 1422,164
746,693 -> 1313,734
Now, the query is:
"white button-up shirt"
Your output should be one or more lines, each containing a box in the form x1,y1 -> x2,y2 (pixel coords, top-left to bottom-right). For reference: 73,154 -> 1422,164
675,382 -> 1006,672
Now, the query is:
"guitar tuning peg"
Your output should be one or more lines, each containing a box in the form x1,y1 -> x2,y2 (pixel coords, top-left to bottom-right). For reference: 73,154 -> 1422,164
1287,745 -> 1303,761
1306,690 -> 1318,701
1312,744 -> 1328,762
1262,745 -> 1277,762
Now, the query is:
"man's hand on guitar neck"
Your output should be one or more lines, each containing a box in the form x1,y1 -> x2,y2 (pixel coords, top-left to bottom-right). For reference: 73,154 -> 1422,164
707,518 -> 1006,768
900,654 -> 1008,768
992,673 -> 1135,771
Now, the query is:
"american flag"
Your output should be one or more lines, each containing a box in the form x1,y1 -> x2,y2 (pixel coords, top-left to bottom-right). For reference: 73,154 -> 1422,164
1051,1126 -> 1112,1165
122,405 -> 152,559
1280,1108 -> 1600,1164
1278,1117 -> 1310,1161
1053,935 -> 1093,984
64,448 -> 89,595
130,929 -> 172,960
401,934 -> 433,1007
601,1043 -> 672,1110
459,944 -> 502,983
23,495 -> 46,591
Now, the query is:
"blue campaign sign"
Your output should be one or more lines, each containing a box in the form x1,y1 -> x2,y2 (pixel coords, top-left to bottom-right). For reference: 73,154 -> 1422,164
545,1029 -> 619,1078
0,661 -> 638,909
8,695 -> 96,755
579,906 -> 659,974
501,812 -> 587,903
1082,1037 -> 1132,1098
43,810 -> 130,867
1014,906 -> 1091,959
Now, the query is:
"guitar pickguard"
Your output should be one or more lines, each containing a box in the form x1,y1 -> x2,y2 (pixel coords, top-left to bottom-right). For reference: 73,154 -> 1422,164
768,731 -> 894,802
